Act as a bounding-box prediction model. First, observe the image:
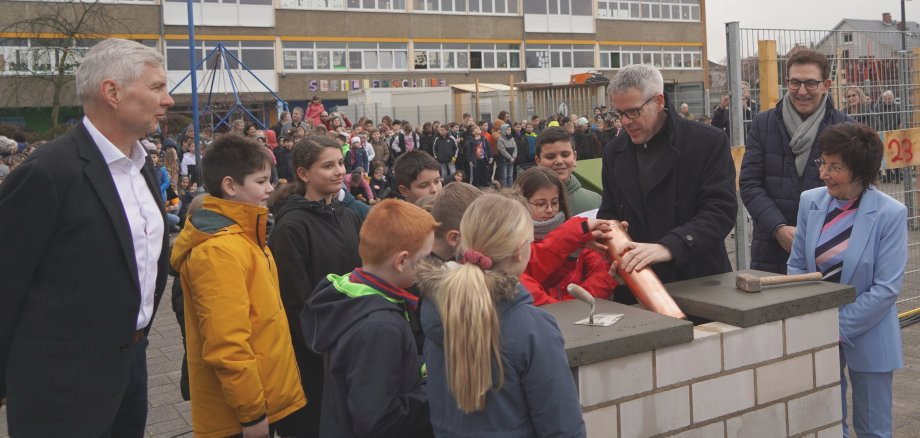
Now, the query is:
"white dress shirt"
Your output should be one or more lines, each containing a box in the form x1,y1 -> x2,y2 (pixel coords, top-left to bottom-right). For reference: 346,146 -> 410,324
84,117 -> 164,331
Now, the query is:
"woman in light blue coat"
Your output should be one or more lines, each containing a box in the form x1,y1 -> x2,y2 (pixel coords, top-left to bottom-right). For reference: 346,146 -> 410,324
788,123 -> 906,438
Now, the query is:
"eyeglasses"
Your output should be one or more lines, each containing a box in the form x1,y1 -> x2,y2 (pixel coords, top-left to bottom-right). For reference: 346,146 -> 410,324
814,158 -> 846,175
528,200 -> 560,211
787,79 -> 822,91
612,95 -> 657,120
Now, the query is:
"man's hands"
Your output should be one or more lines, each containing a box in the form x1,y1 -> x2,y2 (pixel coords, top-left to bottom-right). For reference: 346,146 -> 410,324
774,225 -> 797,253
620,243 -> 672,273
242,417 -> 269,438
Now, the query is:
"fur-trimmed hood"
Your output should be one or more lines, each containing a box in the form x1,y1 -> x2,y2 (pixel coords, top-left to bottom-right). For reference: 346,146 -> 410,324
414,256 -> 520,303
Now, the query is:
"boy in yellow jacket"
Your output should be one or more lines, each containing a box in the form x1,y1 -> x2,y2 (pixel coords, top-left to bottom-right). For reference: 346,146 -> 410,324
171,135 -> 306,438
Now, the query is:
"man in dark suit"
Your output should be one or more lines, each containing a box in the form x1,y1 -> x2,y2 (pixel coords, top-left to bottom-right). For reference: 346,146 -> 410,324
0,38 -> 174,437
598,64 -> 737,302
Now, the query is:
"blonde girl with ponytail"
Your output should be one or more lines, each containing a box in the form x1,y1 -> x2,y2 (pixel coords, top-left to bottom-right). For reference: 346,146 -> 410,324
417,193 -> 586,438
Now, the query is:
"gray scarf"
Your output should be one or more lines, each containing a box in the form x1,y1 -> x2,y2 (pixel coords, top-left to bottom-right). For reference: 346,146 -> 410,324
533,211 -> 566,241
782,92 -> 827,176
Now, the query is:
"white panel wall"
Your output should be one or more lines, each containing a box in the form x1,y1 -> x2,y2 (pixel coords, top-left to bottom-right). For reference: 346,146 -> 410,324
524,14 -> 594,34
163,2 -> 274,27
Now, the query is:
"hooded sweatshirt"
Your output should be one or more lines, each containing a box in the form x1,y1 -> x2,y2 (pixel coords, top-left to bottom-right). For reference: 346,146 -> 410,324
170,195 -> 306,438
267,193 -> 362,434
416,262 -> 585,438
564,174 -> 601,216
302,270 -> 433,438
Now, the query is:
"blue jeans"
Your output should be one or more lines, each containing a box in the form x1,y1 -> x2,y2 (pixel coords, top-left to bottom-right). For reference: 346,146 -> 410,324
501,162 -> 515,188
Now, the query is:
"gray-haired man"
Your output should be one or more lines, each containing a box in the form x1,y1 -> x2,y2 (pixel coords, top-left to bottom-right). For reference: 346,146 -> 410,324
0,38 -> 173,437
597,64 -> 737,303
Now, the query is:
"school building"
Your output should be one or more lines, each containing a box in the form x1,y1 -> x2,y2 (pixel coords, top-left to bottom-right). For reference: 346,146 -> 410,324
0,0 -> 709,128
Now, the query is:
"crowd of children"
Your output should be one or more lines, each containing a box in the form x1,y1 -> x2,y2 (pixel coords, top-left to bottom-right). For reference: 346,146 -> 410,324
159,108 -> 624,437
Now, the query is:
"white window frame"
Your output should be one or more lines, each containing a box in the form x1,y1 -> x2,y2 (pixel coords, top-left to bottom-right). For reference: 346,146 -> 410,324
468,44 -> 521,70
610,44 -> 702,70
282,41 -> 409,72
166,40 -> 275,72
597,0 -> 700,22
9,0 -> 154,3
526,44 -> 592,69
278,0 -> 406,12
0,38 -> 119,76
414,0 -> 517,15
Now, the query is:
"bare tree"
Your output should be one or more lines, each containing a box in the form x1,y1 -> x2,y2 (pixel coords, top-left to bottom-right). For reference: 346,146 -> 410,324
1,0 -> 133,129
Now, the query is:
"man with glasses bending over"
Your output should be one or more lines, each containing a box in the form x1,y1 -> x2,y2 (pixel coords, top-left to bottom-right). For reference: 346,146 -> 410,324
597,64 -> 737,304
740,48 -> 851,274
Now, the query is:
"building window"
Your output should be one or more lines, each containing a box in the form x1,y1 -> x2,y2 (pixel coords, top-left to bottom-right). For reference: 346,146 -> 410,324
601,44 -> 701,70
167,40 -> 274,72
526,44 -> 595,69
527,0 -> 591,15
468,44 -> 520,70
282,41 -> 409,71
843,32 -> 853,43
413,43 -> 472,70
0,38 -> 154,75
597,0 -> 700,22
417,0 -> 516,14
166,0 -> 271,4
279,0 -> 405,11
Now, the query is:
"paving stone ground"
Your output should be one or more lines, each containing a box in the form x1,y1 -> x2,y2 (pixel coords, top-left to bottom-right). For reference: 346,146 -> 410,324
1,271 -> 919,438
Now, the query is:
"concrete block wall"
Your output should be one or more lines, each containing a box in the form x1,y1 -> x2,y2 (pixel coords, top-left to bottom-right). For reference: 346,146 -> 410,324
579,308 -> 843,438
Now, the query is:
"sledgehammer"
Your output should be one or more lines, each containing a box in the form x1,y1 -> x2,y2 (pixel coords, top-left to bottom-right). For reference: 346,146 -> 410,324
735,272 -> 824,293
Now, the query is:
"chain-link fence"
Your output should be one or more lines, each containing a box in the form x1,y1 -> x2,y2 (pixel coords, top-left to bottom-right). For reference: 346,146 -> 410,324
727,26 -> 920,311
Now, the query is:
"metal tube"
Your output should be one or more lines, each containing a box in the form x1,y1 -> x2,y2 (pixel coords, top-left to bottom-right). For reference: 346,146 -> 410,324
727,21 -> 750,270
899,50 -> 916,229
606,222 -> 686,319
186,0 -> 202,188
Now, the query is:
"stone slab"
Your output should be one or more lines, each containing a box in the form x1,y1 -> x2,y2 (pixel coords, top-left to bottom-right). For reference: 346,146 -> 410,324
666,269 -> 855,327
544,299 -> 693,367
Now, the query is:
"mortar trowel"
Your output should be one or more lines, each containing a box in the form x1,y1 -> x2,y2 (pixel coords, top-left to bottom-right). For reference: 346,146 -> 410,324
567,283 -> 624,327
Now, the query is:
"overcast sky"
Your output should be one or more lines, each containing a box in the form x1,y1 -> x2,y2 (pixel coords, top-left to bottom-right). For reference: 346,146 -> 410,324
705,0 -> 920,62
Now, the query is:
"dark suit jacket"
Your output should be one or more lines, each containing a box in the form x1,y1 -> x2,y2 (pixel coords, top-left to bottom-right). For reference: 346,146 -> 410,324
597,107 -> 738,285
0,122 -> 170,437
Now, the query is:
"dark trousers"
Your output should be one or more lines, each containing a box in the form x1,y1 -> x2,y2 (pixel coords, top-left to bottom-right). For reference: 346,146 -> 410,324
100,337 -> 148,438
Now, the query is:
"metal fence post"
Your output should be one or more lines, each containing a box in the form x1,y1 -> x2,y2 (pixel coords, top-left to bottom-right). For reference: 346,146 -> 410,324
899,50 -> 917,229
727,21 -> 750,270
374,103 -> 379,123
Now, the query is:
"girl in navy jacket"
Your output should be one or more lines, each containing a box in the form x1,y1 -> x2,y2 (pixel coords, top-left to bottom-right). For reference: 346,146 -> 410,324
417,193 -> 585,438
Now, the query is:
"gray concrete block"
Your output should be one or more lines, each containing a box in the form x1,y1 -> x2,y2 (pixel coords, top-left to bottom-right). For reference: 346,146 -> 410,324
543,299 -> 693,367
666,270 -> 855,327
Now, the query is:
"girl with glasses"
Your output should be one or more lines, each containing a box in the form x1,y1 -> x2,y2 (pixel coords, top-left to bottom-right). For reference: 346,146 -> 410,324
513,167 -> 618,306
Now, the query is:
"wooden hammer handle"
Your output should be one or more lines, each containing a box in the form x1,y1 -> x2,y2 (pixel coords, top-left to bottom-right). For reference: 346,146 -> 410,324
760,272 -> 824,286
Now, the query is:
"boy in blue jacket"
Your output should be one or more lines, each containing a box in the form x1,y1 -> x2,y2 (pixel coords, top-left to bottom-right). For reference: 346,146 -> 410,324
302,199 -> 438,438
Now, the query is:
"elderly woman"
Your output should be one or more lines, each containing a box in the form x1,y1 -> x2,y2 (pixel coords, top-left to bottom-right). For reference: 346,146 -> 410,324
788,123 -> 906,438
